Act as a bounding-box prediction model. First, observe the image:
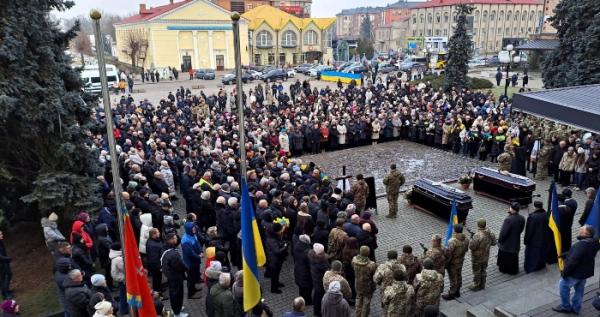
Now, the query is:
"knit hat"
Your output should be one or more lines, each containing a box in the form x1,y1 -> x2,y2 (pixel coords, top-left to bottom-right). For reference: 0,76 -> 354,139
0,300 -> 18,314
299,234 -> 311,244
359,245 -> 370,257
90,274 -> 106,287
328,281 -> 342,294
477,218 -> 487,228
48,212 -> 58,222
313,243 -> 325,255
387,250 -> 398,259
94,300 -> 113,315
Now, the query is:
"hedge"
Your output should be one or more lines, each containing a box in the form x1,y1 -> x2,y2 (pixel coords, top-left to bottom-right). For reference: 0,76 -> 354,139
412,74 -> 494,90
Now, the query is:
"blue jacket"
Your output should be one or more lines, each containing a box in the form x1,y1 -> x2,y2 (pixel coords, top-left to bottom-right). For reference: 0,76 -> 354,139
563,237 -> 600,280
181,222 -> 202,269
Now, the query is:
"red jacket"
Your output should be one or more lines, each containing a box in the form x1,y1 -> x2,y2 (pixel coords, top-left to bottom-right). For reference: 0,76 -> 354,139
70,220 -> 94,250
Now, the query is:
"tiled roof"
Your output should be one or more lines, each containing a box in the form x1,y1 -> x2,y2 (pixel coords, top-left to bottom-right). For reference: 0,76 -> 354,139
387,1 -> 426,9
243,5 -> 335,31
415,0 -> 542,8
116,0 -> 192,25
517,39 -> 559,50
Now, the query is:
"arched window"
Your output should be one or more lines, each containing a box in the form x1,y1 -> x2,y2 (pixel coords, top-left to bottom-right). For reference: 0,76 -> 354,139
256,30 -> 273,47
522,12 -> 527,21
507,10 -> 512,21
515,11 -> 520,21
490,10 -> 496,21
304,30 -> 318,45
530,10 -> 536,21
282,30 -> 297,47
474,10 -> 480,22
412,15 -> 416,24
420,14 -> 424,23
427,13 -> 433,23
444,12 -> 449,23
436,14 -> 441,23
483,10 -> 488,22
499,10 -> 504,21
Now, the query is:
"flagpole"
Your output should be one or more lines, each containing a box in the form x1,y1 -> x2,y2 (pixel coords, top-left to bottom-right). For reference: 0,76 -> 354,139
91,10 -> 133,316
231,12 -> 247,180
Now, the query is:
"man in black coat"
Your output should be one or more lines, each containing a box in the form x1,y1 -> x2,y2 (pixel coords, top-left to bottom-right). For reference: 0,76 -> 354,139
63,269 -> 92,317
553,225 -> 600,315
551,141 -> 567,182
497,202 -> 525,275
293,234 -> 313,305
558,194 -> 576,254
524,201 -> 548,273
578,187 -> 596,226
180,169 -> 197,212
265,223 -> 288,294
145,228 -> 164,294
161,233 -> 187,317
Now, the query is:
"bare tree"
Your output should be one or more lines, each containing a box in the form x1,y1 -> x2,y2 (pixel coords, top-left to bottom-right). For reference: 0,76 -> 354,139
122,29 -> 148,69
72,31 -> 93,65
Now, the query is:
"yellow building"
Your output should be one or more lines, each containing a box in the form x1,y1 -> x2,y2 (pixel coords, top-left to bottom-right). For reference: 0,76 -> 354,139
242,5 -> 336,65
114,0 -> 249,71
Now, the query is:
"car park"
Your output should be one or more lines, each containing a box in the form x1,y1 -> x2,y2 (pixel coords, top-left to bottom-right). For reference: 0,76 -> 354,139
377,64 -> 397,73
342,64 -> 368,74
294,63 -> 313,74
262,69 -> 288,82
221,72 -> 253,85
195,69 -> 215,80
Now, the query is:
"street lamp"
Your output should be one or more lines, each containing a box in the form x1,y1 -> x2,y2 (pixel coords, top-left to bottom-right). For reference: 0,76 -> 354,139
423,43 -> 432,74
504,44 -> 514,100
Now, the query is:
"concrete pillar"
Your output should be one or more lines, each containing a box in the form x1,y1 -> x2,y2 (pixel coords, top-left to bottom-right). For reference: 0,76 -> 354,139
192,30 -> 199,68
209,31 -> 215,69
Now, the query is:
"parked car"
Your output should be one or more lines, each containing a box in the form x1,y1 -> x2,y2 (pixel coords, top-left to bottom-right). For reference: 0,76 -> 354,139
343,64 -> 368,74
485,56 -> 500,66
294,63 -> 313,74
377,64 -> 397,73
468,57 -> 487,68
286,69 -> 296,78
309,65 -> 334,77
336,61 -> 353,71
262,69 -> 288,82
195,69 -> 215,79
248,70 -> 262,80
221,72 -> 253,85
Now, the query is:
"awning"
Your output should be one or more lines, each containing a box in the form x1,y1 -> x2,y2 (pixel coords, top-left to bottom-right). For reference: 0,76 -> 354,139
512,84 -> 600,133
516,39 -> 559,51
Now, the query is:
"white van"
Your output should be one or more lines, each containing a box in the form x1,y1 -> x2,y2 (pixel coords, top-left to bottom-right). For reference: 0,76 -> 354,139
80,64 -> 119,95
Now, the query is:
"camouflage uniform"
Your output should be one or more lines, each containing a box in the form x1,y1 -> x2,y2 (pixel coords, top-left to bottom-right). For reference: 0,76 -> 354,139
535,140 -> 553,180
414,269 -> 444,316
352,254 -> 377,317
497,144 -> 513,171
445,233 -> 469,296
399,253 -> 422,285
468,227 -> 497,290
322,270 -> 352,300
382,280 -> 415,317
327,228 -> 348,261
423,246 -> 447,276
350,180 -> 370,212
382,169 -> 405,217
373,260 -> 406,317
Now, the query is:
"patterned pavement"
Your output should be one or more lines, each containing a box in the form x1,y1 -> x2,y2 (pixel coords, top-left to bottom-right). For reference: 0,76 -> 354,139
164,140 -> 589,317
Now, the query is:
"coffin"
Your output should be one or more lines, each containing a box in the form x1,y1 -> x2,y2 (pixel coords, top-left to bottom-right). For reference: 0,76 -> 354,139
411,179 -> 473,223
473,166 -> 536,205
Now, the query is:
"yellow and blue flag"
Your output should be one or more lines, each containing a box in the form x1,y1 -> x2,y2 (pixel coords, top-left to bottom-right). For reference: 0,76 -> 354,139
445,199 -> 459,246
584,186 -> 600,238
240,178 -> 266,311
548,182 -> 563,270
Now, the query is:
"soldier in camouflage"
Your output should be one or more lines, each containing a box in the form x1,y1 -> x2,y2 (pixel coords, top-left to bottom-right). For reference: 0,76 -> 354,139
352,246 -> 377,317
497,144 -> 513,172
322,260 -> 352,300
442,224 -> 470,300
399,245 -> 422,285
422,234 -> 447,276
373,250 -> 406,317
383,164 -> 405,218
414,258 -> 444,316
349,174 -> 370,213
381,269 -> 415,317
534,139 -> 553,180
468,218 -> 498,291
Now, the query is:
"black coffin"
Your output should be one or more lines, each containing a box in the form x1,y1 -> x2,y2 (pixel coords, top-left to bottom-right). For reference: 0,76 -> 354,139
473,167 -> 536,205
411,179 -> 473,223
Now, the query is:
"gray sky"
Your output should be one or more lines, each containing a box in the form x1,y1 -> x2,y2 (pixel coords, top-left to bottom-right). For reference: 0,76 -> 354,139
54,0 -> 414,19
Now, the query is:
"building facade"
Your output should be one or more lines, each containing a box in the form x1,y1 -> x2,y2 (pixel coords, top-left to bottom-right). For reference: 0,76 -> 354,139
374,18 -> 410,52
211,0 -> 312,17
336,7 -> 384,39
242,5 -> 335,65
115,0 -> 250,71
408,0 -> 544,54
540,0 -> 559,33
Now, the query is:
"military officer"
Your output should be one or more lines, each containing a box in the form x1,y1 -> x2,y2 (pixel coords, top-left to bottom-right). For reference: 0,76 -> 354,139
373,250 -> 406,316
382,164 -> 405,218
381,269 -> 415,317
414,258 -> 444,316
442,224 -> 469,300
468,218 -> 497,291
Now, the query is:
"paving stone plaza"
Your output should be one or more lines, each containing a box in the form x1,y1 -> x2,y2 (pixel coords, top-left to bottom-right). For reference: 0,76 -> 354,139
165,139 -> 591,317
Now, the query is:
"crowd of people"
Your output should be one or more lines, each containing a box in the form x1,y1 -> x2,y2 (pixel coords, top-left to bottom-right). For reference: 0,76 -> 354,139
26,67 -> 599,317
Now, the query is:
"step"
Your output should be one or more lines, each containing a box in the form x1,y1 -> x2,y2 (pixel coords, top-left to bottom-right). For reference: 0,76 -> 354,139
440,300 -> 472,317
467,304 -> 496,317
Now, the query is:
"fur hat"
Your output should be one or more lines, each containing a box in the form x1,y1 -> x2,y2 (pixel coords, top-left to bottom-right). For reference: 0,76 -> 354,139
313,243 -> 325,255
94,300 -> 112,315
48,212 -> 58,222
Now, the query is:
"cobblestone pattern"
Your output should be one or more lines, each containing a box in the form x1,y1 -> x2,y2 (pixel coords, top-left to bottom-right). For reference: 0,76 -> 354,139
165,145 -> 587,317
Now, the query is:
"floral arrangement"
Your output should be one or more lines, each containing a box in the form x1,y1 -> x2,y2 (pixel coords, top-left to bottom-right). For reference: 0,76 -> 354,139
458,175 -> 473,185
274,217 -> 290,228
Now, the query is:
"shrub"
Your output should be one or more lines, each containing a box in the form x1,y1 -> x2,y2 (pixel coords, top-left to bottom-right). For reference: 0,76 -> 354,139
412,74 -> 494,90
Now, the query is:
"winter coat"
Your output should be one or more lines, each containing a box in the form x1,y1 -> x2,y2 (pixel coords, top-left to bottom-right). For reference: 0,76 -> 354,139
337,124 -> 347,145
321,291 -> 352,317
265,231 -> 287,270
161,247 -> 186,281
181,222 -> 202,269
138,213 -> 153,254
352,254 -> 377,295
293,240 -> 312,288
109,249 -> 125,283
63,278 -> 92,317
279,133 -> 290,153
308,250 -> 330,294
95,223 -> 112,268
210,284 -> 235,317
559,152 -> 577,172
71,220 -> 93,250
160,166 -> 176,195
54,257 -> 73,307
562,238 -> 600,280
498,213 -> 525,254
72,243 -> 94,274
371,121 -> 381,140
42,217 -> 65,251
145,237 -> 163,271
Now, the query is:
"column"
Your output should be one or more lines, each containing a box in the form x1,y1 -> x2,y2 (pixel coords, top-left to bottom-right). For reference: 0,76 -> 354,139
225,31 -> 231,68
208,31 -> 215,69
176,31 -> 181,69
192,30 -> 199,68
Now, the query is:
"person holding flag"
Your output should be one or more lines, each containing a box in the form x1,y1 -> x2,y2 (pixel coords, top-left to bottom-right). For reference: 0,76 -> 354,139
497,202 -> 525,275
442,223 -> 469,300
547,182 -> 565,269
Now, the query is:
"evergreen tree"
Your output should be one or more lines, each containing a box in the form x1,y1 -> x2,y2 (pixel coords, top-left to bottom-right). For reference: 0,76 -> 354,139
357,38 -> 375,59
444,4 -> 474,91
360,16 -> 373,39
0,0 -> 101,222
542,0 -> 600,88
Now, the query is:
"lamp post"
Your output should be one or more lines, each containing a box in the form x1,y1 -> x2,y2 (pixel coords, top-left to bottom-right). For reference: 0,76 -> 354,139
504,44 -> 514,100
423,43 -> 432,74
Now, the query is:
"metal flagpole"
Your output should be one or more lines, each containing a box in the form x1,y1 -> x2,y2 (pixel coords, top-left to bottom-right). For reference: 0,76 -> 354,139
91,10 -> 135,317
231,12 -> 247,179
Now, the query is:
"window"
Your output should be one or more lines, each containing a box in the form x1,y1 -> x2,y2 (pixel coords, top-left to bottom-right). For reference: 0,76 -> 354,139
282,30 -> 297,47
426,29 -> 431,36
254,54 -> 261,66
528,27 -> 532,33
506,27 -> 510,35
530,10 -> 535,21
515,11 -> 520,21
514,27 -> 517,34
256,31 -> 273,47
268,53 -> 275,65
474,10 -> 480,22
507,10 -> 512,21
443,29 -> 448,36
483,10 -> 488,22
436,14 -> 441,23
325,27 -> 333,48
490,10 -> 496,21
435,29 -> 440,36
420,14 -> 424,23
498,27 -> 502,34
444,13 -> 449,23
279,53 -> 286,65
412,29 -> 416,36
412,15 -> 416,24
419,31 -> 423,36
304,30 -> 318,45
427,14 -> 432,23
522,12 -> 527,21
499,10 -> 504,21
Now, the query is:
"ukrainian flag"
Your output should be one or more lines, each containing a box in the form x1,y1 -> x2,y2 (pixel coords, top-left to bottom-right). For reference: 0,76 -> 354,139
241,178 -> 266,311
548,182 -> 564,270
445,199 -> 459,246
